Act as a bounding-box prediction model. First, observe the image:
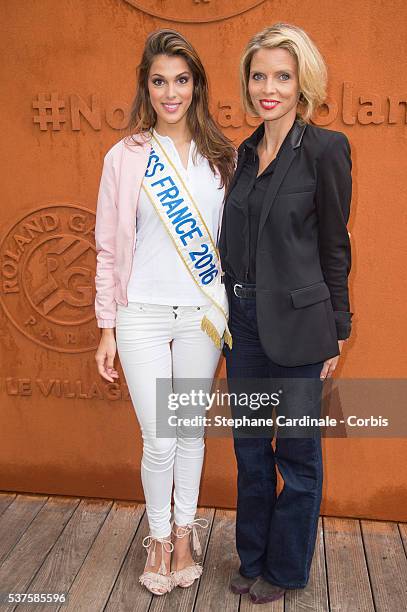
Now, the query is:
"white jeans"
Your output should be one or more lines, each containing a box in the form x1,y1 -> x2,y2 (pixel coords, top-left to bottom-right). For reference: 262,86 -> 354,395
116,301 -> 221,538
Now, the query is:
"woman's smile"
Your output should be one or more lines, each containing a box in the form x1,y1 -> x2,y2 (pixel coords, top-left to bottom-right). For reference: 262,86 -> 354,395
259,99 -> 281,110
162,101 -> 182,113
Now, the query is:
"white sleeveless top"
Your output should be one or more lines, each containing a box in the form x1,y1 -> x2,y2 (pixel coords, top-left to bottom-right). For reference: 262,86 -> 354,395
126,130 -> 225,305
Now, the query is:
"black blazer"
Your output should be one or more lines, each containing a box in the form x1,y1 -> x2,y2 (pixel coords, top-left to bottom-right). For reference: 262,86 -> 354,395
218,119 -> 353,367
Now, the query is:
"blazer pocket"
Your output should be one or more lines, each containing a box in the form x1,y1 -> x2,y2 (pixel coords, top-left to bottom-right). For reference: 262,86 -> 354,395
278,182 -> 315,196
290,281 -> 331,308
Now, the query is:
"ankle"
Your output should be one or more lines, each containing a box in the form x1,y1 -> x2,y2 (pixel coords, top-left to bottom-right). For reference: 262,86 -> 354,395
172,517 -> 209,557
143,534 -> 173,575
172,522 -> 190,536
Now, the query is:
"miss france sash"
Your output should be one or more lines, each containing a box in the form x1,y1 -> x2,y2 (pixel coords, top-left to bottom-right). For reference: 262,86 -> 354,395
141,134 -> 232,350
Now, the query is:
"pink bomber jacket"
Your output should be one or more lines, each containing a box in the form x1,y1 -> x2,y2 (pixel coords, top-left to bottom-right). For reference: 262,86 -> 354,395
94,134 -> 151,328
94,133 -> 226,328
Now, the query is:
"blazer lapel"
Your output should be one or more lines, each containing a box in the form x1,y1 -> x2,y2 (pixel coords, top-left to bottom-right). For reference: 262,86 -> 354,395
257,120 -> 307,239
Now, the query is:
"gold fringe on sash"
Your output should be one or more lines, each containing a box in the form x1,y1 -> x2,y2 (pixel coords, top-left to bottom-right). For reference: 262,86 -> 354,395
224,327 -> 233,350
201,315 -> 233,350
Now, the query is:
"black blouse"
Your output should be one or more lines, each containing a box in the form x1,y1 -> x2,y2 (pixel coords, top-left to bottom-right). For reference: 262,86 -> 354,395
222,122 -> 294,283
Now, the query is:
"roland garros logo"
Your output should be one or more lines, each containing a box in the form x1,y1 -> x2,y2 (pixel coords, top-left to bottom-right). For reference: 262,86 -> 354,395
0,204 -> 98,353
122,0 -> 266,23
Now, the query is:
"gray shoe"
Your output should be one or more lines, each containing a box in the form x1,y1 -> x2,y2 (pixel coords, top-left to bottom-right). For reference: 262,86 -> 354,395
230,572 -> 259,594
249,577 -> 286,604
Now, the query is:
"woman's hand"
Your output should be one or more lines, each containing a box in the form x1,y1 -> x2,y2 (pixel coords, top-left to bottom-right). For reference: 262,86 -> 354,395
320,340 -> 346,380
95,329 -> 120,382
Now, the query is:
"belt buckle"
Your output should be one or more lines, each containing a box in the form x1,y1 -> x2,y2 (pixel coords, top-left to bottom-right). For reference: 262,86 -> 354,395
233,283 -> 242,297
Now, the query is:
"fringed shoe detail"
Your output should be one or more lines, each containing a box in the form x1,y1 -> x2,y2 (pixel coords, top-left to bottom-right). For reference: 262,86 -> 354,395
139,535 -> 175,595
171,562 -> 203,587
171,518 -> 209,588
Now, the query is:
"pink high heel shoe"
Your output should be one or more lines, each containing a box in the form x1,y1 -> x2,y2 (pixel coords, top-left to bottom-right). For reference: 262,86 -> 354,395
139,535 -> 175,595
170,518 -> 209,588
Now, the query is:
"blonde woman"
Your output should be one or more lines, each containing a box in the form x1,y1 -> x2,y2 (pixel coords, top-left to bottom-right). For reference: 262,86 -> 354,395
218,23 -> 353,603
94,30 -> 235,595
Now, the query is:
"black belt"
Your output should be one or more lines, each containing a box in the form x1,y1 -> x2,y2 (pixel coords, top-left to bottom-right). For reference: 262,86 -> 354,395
232,280 -> 256,299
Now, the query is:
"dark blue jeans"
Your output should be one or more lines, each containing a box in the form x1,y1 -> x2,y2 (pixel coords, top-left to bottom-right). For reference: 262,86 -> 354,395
224,290 -> 324,589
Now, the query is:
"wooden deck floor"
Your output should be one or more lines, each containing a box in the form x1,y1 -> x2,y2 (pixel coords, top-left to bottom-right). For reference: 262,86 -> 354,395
0,493 -> 406,611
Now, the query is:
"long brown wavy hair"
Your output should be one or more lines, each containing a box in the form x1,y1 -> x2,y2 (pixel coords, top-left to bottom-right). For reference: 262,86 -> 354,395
125,29 -> 235,193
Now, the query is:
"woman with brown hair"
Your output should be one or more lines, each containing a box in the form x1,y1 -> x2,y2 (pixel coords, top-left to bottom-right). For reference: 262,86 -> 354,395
94,29 -> 235,595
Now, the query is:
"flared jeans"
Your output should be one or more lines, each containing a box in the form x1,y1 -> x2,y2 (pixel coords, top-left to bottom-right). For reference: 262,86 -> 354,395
224,290 -> 324,589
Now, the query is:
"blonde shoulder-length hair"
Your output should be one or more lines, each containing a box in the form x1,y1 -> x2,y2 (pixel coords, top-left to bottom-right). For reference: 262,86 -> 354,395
240,23 -> 327,124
